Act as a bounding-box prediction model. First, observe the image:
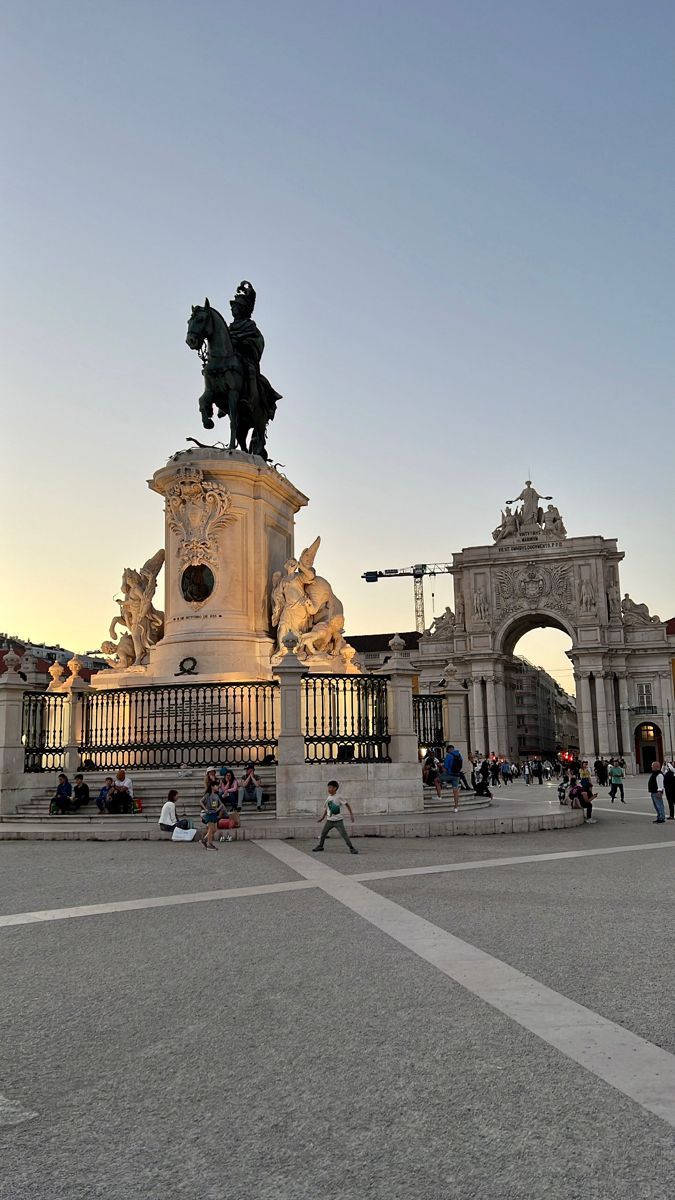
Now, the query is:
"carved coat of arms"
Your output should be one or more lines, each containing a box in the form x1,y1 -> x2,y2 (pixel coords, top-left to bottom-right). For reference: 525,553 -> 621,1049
495,562 -> 573,615
164,466 -> 234,567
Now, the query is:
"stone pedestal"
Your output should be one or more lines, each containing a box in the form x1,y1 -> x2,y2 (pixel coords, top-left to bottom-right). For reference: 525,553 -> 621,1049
94,449 -> 308,686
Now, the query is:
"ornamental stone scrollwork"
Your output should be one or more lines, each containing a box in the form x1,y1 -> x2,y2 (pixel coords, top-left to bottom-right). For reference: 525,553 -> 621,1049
163,465 -> 234,568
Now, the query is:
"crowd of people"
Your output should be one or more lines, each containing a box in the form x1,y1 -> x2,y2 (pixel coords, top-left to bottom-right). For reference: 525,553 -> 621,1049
49,764 -> 268,847
421,746 -> 675,826
50,769 -> 135,814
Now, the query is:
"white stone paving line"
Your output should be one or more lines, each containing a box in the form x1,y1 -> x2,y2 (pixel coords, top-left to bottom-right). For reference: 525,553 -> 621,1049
0,879 -> 315,928
258,840 -> 675,1130
350,838 -> 675,882
0,838 -> 673,928
0,1094 -> 37,1128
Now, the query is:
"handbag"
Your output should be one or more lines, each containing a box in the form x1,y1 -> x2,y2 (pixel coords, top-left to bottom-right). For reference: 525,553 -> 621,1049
171,826 -> 197,842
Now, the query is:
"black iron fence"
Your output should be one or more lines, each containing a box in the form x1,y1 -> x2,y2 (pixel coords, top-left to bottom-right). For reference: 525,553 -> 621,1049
79,682 -> 278,771
22,693 -> 68,772
413,694 -> 445,748
303,674 -> 390,763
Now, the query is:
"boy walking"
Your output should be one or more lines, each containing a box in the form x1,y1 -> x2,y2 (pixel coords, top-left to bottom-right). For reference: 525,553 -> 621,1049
312,781 -> 358,854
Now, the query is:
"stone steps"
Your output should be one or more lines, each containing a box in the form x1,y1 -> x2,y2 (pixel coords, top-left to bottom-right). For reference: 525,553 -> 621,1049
12,766 -> 277,821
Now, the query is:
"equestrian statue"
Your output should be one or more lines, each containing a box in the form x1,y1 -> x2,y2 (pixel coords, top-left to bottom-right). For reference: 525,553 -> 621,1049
185,281 -> 281,460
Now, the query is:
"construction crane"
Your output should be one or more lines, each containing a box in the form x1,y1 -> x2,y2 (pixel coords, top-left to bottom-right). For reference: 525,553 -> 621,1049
362,563 -> 453,634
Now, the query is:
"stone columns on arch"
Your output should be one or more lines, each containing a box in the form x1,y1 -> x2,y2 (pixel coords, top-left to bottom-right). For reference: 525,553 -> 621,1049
593,671 -> 611,757
494,671 -> 509,756
616,673 -> 633,768
470,677 -> 483,756
485,676 -> 499,757
575,671 -> 596,760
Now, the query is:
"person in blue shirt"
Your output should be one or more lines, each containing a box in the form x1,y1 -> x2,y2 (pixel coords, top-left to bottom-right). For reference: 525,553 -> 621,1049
51,774 -> 73,815
442,744 -> 463,814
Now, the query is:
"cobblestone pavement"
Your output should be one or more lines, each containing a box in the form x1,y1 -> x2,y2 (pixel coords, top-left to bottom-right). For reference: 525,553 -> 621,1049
0,782 -> 673,1199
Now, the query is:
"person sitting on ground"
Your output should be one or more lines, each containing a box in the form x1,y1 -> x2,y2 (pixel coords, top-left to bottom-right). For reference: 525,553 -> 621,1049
108,769 -> 134,814
472,763 -> 492,800
220,769 -> 239,810
238,764 -> 264,811
568,775 -> 597,824
72,774 -> 89,811
200,782 -> 225,849
422,749 -> 442,799
51,773 -> 73,815
158,789 -> 190,835
96,777 -> 114,813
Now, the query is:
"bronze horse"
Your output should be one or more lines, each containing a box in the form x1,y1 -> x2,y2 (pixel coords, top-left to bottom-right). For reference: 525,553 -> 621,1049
186,299 -> 270,456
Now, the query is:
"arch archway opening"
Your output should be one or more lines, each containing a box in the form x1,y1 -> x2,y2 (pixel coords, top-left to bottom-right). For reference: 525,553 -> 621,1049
505,623 -> 577,761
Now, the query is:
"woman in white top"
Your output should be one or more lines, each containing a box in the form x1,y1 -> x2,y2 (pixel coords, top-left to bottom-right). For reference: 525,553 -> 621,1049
158,789 -> 189,833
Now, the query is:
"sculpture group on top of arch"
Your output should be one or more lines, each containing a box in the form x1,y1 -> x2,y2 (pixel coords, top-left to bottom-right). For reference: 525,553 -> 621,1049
493,480 -> 566,544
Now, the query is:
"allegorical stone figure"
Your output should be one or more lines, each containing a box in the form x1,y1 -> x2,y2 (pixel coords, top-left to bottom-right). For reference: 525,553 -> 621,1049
103,550 -> 165,669
506,481 -> 553,527
542,504 -> 567,538
621,593 -> 661,626
579,578 -> 596,613
271,537 -> 355,667
428,606 -> 455,639
492,505 -> 519,542
473,588 -> 490,621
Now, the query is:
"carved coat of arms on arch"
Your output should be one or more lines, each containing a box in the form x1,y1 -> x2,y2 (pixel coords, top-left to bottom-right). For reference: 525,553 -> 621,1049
495,562 -> 573,615
163,466 -> 235,567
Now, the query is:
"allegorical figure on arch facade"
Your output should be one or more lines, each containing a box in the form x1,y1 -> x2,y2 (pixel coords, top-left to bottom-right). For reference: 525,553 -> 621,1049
621,593 -> 661,626
506,481 -> 552,527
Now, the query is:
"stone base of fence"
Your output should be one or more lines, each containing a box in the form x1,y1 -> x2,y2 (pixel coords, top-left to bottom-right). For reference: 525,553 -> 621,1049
275,761 -> 423,819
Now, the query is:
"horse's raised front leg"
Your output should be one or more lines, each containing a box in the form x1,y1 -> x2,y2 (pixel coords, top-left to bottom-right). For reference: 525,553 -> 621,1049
199,390 -> 215,430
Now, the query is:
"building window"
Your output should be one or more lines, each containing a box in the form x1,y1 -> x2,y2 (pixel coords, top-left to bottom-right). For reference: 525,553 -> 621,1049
637,683 -> 653,707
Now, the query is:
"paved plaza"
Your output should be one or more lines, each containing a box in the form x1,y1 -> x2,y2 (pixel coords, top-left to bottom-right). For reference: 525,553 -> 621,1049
0,780 -> 674,1199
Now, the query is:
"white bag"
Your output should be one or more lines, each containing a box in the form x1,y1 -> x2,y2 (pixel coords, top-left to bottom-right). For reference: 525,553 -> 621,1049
171,826 -> 197,842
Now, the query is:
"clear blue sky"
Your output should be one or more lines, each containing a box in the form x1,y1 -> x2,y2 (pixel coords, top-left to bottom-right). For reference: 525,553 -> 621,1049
2,1 -> 674,691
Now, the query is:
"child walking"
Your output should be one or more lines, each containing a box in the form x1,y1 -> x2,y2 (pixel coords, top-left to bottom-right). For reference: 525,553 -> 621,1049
312,781 -> 358,854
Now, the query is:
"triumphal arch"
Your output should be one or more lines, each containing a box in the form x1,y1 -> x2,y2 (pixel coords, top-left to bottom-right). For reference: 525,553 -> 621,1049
415,481 -> 673,772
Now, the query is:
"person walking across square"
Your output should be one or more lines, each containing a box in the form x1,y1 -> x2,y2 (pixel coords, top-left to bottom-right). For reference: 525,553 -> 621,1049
312,781 -> 358,854
442,744 -> 463,813
608,760 -> 626,804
